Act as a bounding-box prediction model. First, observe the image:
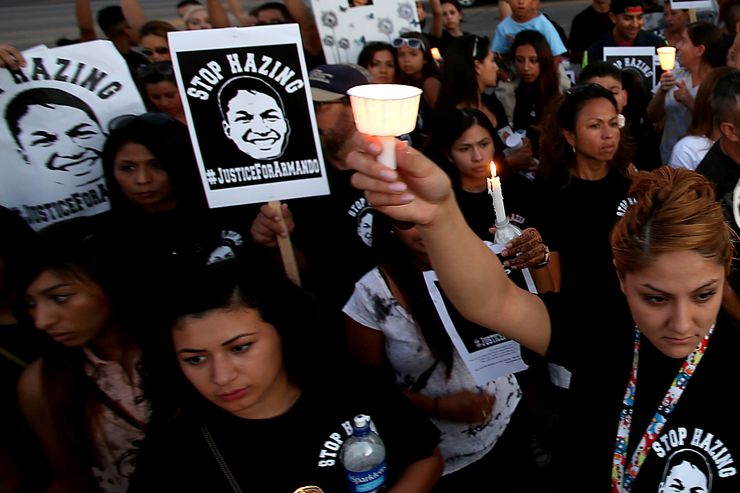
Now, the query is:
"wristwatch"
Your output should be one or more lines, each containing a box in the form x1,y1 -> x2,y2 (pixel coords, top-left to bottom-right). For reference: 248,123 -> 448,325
534,245 -> 550,269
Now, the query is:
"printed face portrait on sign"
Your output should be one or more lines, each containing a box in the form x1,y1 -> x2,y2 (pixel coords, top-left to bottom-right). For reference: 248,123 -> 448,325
5,88 -> 105,188
176,43 -> 321,192
603,47 -> 657,93
218,76 -> 290,160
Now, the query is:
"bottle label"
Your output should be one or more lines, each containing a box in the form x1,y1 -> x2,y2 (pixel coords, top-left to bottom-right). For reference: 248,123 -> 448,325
346,461 -> 387,493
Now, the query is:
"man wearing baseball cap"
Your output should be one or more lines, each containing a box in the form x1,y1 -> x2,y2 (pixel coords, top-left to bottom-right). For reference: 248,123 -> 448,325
584,0 -> 665,66
249,64 -> 378,332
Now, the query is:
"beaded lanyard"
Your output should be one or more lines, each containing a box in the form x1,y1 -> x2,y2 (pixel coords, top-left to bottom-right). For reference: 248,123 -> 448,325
610,324 -> 715,493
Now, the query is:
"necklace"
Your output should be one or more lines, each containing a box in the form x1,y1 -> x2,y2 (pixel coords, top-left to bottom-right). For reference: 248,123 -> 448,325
610,324 -> 714,492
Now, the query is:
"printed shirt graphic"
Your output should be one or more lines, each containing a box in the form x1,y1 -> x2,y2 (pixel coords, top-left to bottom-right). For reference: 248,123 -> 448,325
0,41 -> 146,230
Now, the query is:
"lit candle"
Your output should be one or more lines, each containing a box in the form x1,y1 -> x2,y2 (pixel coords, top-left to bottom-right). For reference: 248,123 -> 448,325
487,161 -> 507,226
432,47 -> 442,63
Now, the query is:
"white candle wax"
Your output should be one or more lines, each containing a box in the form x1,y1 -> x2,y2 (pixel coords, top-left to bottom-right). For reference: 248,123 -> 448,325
488,162 -> 507,225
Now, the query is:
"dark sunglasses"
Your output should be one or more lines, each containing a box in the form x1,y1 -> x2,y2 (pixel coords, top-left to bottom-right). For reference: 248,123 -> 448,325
141,46 -> 170,57
392,37 -> 422,50
108,112 -> 176,132
136,62 -> 175,79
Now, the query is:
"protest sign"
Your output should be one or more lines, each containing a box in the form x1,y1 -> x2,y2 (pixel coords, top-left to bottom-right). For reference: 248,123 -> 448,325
669,0 -> 712,10
310,0 -> 420,64
603,46 -> 657,92
0,40 -> 146,230
423,242 -> 532,386
169,25 -> 329,209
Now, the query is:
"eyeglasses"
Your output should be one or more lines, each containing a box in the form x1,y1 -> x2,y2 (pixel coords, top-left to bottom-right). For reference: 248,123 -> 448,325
141,46 -> 170,57
108,112 -> 176,132
392,37 -> 423,50
136,62 -> 175,79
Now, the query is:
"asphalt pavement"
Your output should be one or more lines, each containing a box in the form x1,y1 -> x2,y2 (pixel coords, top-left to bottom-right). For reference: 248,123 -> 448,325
1,0 -> 591,50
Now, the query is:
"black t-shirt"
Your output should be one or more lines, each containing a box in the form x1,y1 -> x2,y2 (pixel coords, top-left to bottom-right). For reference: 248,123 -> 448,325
568,6 -> 613,65
697,141 -> 740,289
286,164 -> 379,321
130,366 -> 440,492
543,292 -> 740,492
532,168 -> 631,302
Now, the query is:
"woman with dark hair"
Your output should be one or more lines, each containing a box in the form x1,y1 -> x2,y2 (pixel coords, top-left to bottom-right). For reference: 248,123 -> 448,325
535,83 -> 633,297
647,21 -> 724,164
357,41 -> 398,84
343,214 -> 527,493
129,259 -> 443,492
669,66 -> 732,170
346,132 -> 740,491
136,61 -> 186,124
509,29 -> 561,157
17,217 -> 148,493
100,113 -> 249,277
436,108 -> 550,279
434,34 -> 536,175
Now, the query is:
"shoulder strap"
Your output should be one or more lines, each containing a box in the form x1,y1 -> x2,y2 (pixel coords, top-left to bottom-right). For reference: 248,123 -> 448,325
201,424 -> 245,493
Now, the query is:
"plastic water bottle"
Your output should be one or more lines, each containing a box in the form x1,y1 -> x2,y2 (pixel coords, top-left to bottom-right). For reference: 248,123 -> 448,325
339,415 -> 387,493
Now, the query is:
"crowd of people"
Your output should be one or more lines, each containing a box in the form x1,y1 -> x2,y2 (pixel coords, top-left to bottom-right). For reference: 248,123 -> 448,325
3,0 -> 740,491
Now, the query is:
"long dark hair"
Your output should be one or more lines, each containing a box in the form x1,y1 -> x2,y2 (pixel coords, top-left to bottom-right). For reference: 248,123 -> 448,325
436,107 -> 497,184
17,216 -> 133,468
101,113 -> 207,213
142,256 -> 337,421
539,84 -> 633,187
436,34 -> 491,113
372,216 -> 454,378
510,30 -> 559,119
357,41 -> 399,78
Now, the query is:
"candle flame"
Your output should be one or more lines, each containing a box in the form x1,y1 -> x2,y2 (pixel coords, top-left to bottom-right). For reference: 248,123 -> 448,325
490,161 -> 497,178
431,47 -> 442,61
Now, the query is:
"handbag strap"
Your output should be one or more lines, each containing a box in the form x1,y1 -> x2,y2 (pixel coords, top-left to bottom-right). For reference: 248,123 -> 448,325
201,424 -> 245,493
409,359 -> 440,393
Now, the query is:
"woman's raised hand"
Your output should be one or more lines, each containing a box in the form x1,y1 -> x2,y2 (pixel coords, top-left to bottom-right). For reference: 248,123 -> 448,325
347,133 -> 455,226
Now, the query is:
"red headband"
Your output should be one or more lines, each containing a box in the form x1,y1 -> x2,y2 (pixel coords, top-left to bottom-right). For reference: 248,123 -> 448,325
623,6 -> 644,13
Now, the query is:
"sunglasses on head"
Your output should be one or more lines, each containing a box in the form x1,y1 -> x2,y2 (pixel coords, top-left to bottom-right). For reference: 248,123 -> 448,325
392,37 -> 423,50
136,62 -> 175,79
141,46 -> 170,57
108,112 -> 176,132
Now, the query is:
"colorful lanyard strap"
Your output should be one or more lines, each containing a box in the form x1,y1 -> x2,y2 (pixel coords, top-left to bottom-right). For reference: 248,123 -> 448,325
610,324 -> 715,493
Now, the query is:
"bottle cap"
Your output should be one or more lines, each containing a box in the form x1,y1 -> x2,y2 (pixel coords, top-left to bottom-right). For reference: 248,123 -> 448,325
353,415 -> 368,429
293,487 -> 325,493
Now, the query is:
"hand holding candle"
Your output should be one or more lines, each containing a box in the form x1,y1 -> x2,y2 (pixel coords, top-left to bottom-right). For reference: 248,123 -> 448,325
487,161 -> 507,226
347,84 -> 422,169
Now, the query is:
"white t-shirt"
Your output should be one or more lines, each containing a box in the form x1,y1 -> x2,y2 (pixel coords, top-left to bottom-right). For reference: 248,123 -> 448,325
343,267 -> 522,475
668,134 -> 713,170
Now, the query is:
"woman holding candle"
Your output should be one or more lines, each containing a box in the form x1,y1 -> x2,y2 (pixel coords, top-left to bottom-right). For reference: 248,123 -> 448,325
130,259 -> 443,492
344,133 -> 740,491
436,108 -> 550,274
646,21 -> 724,165
344,212 -> 529,493
534,83 -> 633,299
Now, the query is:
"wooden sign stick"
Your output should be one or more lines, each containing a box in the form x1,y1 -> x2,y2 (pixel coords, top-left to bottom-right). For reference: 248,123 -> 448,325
268,200 -> 301,286
689,8 -> 697,22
